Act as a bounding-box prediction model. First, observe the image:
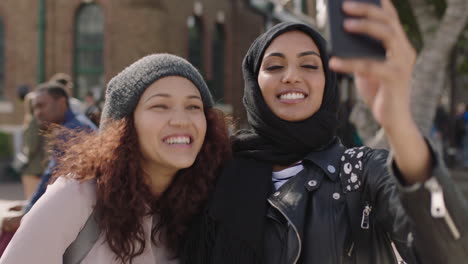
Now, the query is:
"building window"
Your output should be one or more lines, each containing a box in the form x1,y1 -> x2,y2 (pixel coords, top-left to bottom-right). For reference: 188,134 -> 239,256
74,3 -> 104,100
293,0 -> 308,14
187,15 -> 204,75
0,18 -> 5,100
211,23 -> 225,102
301,0 -> 308,14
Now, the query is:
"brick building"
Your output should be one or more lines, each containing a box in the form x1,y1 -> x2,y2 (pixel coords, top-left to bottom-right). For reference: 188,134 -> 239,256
0,0 -> 316,157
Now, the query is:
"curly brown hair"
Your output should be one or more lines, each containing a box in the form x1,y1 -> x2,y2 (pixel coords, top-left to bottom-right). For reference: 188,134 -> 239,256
52,108 -> 231,263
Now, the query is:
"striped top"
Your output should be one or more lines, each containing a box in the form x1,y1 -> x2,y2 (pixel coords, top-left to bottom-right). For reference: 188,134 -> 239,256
272,162 -> 304,190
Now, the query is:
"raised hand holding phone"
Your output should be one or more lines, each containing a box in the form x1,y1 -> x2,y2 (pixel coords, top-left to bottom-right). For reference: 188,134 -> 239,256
328,0 -> 386,59
328,0 -> 431,184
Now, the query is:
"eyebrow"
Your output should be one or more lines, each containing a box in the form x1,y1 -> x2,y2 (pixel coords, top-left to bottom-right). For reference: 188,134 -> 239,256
144,93 -> 202,103
298,51 -> 320,57
265,52 -> 285,59
264,51 -> 320,59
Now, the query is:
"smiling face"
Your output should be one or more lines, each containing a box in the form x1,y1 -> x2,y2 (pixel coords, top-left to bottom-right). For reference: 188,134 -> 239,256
133,76 -> 207,176
257,30 -> 326,121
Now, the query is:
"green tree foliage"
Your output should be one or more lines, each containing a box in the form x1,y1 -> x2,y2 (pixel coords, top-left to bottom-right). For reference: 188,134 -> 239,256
393,0 -> 467,77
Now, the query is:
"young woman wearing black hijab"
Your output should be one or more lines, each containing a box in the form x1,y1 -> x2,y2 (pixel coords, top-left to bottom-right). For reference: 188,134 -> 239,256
183,0 -> 467,263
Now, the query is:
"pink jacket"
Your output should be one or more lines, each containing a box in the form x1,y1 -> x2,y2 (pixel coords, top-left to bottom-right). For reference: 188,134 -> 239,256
0,177 -> 179,264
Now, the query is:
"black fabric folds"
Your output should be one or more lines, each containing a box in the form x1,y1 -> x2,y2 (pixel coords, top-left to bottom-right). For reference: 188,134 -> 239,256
181,158 -> 271,264
233,22 -> 339,165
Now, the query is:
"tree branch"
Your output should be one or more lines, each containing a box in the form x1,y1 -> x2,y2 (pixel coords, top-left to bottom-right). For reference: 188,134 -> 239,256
411,0 -> 468,135
351,0 -> 468,149
407,0 -> 440,42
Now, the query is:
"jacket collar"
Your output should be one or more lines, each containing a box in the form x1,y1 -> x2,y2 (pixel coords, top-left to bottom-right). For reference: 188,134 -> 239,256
63,109 -> 75,125
303,138 -> 345,182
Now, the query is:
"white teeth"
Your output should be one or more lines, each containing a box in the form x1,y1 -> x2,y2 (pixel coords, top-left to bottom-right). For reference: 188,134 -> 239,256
279,92 -> 305,100
164,136 -> 191,145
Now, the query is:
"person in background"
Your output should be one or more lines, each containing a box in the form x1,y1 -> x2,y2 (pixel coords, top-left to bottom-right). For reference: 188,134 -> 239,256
84,90 -> 101,127
431,102 -> 449,161
49,73 -> 85,114
15,84 -> 30,102
19,92 -> 48,199
1,82 -> 97,235
11,85 -> 48,199
337,99 -> 363,148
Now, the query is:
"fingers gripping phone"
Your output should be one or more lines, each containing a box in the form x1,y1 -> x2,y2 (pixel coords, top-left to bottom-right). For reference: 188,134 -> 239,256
327,0 -> 386,59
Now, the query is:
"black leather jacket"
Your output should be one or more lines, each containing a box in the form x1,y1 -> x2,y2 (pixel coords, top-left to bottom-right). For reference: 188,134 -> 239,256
262,141 -> 465,264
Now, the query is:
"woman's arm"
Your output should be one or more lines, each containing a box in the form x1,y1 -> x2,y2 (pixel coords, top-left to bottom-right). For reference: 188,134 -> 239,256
0,177 -> 96,264
365,144 -> 468,263
328,0 -> 431,184
385,116 -> 431,184
329,0 -> 468,260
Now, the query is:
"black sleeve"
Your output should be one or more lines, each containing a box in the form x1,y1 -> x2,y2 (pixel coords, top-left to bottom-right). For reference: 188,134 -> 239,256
388,140 -> 468,263
362,149 -> 421,263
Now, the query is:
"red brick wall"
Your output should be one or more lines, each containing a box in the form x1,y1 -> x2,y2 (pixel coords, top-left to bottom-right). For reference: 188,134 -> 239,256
0,0 -> 266,126
0,1 -> 38,125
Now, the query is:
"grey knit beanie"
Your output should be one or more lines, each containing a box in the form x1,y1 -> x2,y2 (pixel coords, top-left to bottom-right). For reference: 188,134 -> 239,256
101,53 -> 214,124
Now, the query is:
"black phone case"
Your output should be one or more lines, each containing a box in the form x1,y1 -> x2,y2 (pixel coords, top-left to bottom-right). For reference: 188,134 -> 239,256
327,0 -> 385,59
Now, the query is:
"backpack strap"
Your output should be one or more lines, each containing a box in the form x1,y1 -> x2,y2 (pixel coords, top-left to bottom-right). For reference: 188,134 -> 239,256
63,209 -> 100,264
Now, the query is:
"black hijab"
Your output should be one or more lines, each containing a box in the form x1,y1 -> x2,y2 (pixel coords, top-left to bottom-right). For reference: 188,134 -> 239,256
182,23 -> 339,264
233,22 -> 339,165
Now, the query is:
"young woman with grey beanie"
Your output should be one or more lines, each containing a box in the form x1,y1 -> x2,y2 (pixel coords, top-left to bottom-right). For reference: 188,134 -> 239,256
0,54 -> 231,263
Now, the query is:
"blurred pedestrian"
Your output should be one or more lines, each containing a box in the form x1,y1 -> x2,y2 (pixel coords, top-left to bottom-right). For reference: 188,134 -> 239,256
19,92 -> 48,199
49,73 -> 85,114
0,82 -> 97,236
432,102 -> 450,158
15,84 -> 30,101
0,54 -> 231,263
337,99 -> 363,147
84,90 -> 101,127
10,85 -> 48,199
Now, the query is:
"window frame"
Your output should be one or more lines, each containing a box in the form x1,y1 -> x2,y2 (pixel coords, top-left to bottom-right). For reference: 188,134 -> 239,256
211,23 -> 225,103
187,15 -> 204,75
73,3 -> 105,100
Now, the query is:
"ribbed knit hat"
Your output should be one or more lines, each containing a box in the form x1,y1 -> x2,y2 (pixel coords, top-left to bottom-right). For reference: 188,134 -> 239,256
101,53 -> 213,125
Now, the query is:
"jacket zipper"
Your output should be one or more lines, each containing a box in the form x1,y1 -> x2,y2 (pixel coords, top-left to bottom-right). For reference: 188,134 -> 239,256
424,177 -> 461,240
360,203 -> 372,229
346,242 -> 354,257
344,204 -> 371,260
390,240 -> 407,264
268,199 -> 302,264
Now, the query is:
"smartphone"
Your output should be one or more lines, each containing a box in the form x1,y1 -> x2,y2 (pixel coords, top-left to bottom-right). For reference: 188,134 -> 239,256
327,0 -> 386,59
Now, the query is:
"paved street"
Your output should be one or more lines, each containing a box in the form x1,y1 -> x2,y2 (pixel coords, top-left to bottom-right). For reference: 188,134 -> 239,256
0,182 -> 23,201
